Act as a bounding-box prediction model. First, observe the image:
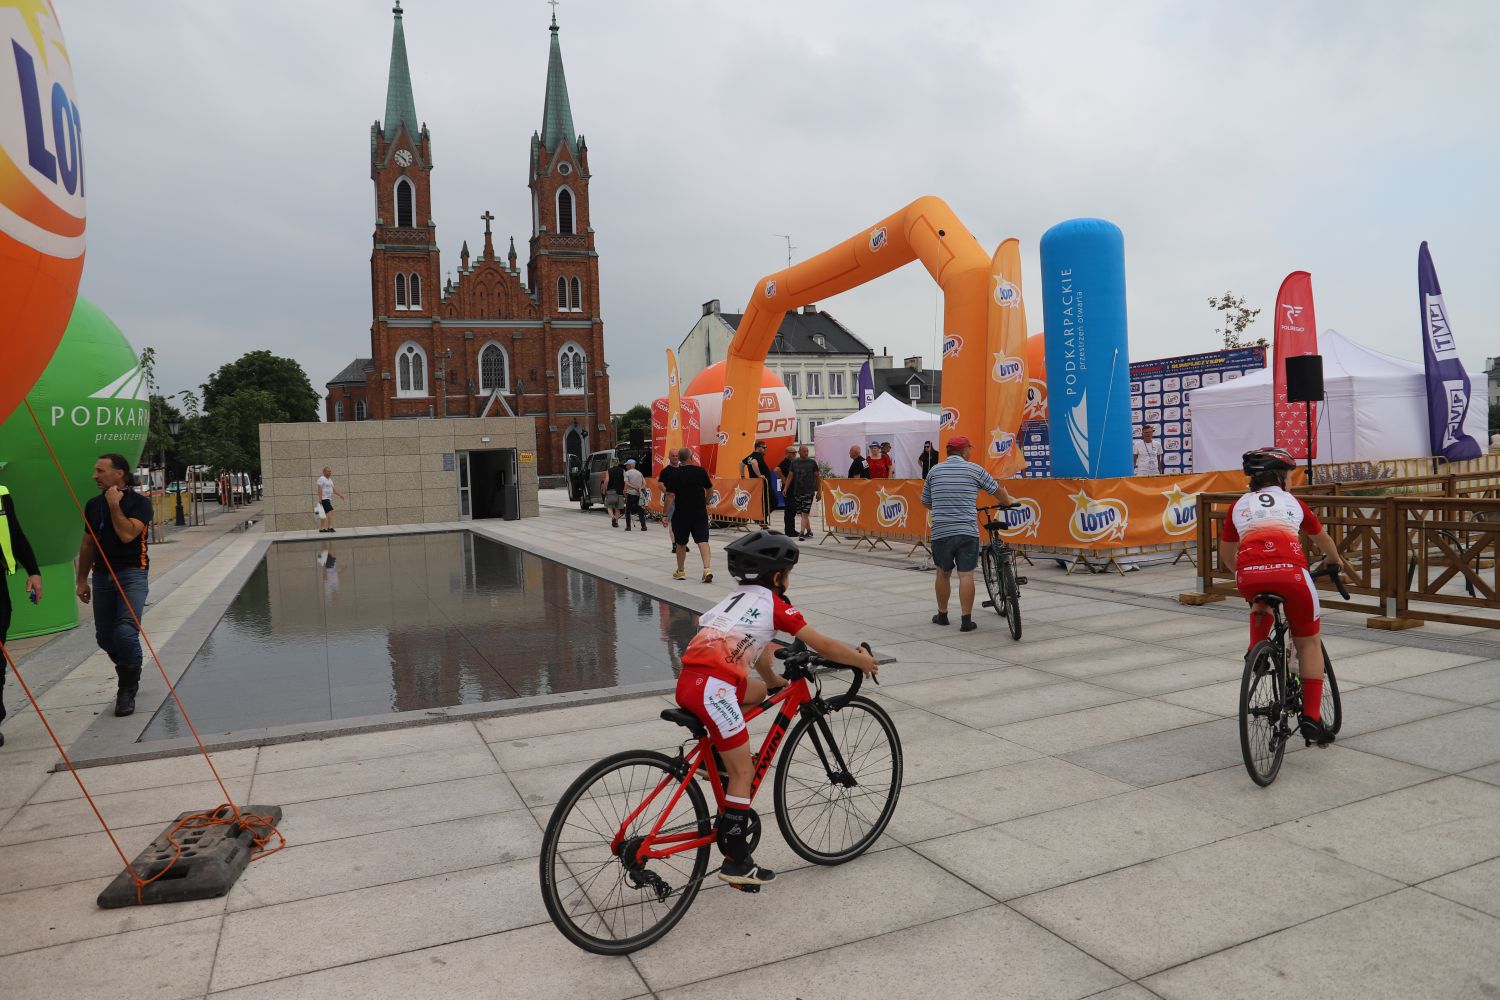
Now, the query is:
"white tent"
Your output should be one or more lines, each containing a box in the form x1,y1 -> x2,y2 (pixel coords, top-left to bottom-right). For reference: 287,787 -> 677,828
813,392 -> 939,478
1190,329 -> 1491,472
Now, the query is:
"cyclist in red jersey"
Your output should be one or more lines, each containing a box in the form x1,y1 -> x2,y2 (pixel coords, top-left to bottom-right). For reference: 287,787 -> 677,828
1219,447 -> 1344,746
676,530 -> 879,887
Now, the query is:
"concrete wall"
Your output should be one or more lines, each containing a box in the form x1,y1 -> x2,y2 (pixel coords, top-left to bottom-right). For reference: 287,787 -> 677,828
258,416 -> 539,532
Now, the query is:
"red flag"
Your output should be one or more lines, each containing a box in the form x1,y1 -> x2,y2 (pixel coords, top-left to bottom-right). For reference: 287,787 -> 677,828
1272,271 -> 1318,459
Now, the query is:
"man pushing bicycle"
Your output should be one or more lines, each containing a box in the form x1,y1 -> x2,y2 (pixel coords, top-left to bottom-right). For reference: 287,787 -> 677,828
1219,447 -> 1344,747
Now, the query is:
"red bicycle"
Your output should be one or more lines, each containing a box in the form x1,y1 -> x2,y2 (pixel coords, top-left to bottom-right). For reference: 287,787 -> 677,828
539,641 -> 903,954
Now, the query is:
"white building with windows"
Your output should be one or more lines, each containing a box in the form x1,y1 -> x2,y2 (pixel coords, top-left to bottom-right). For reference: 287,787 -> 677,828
678,300 -> 874,443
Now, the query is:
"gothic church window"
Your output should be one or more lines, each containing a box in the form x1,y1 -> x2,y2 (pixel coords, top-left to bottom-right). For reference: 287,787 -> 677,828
570,277 -> 582,311
355,399 -> 367,420
395,272 -> 407,308
556,277 -> 568,311
557,187 -> 574,235
334,401 -> 344,422
479,343 -> 508,392
397,342 -> 427,396
408,273 -> 421,308
395,178 -> 414,227
559,342 -> 586,394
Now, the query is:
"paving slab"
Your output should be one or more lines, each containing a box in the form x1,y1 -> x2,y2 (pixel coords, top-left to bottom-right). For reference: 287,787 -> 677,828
0,776 -> 252,847
0,874 -> 225,957
27,747 -> 259,804
473,695 -> 676,743
655,903 -> 1124,1000
255,719 -> 485,771
1093,657 -> 1240,697
1272,774 -> 1500,883
207,922 -> 648,1000
211,857 -> 545,992
915,788 -> 1244,900
1010,830 -> 1402,979
1419,857 -> 1500,921
1387,658 -> 1500,705
879,664 -> 1062,722
1062,718 -> 1243,787
0,914 -> 221,1000
268,773 -> 523,844
1324,685 -> 1469,739
1342,705 -> 1500,772
1467,762 -> 1500,787
248,745 -> 501,804
988,698 -> 1218,756
935,679 -> 1135,729
1153,679 -> 1239,717
883,708 -> 1041,784
1143,888 -> 1500,1000
0,820 -> 163,894
1330,647 -> 1486,686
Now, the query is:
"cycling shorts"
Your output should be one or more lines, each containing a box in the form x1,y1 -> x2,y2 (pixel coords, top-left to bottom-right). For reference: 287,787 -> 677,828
675,666 -> 749,751
1236,562 -> 1322,638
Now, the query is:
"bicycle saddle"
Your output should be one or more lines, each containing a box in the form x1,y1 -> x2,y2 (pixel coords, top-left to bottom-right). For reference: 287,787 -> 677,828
661,708 -> 708,739
1252,593 -> 1284,609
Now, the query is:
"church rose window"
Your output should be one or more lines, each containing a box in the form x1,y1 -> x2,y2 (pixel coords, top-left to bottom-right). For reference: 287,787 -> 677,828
479,343 -> 507,392
395,178 -> 414,227
559,343 -> 586,394
557,188 -> 574,235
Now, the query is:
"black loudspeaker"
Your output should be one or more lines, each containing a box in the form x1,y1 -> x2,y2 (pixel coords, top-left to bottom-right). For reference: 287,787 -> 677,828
629,427 -> 645,450
1286,355 -> 1324,403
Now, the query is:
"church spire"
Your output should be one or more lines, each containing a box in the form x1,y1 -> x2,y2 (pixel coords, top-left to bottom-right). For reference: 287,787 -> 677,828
540,9 -> 577,150
383,1 -> 420,142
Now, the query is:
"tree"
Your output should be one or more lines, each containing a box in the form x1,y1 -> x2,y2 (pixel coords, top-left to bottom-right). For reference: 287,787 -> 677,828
196,389 -> 286,474
613,403 -> 652,444
202,350 -> 320,422
1208,292 -> 1265,349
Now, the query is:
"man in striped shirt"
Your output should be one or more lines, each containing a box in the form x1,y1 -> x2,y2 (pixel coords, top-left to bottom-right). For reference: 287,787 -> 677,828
920,436 -> 1015,632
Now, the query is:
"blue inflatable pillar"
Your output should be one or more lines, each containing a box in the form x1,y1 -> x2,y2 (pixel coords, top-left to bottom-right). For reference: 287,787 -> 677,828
1040,219 -> 1132,479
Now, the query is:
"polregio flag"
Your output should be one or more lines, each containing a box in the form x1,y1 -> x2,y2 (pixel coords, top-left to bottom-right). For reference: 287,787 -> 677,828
1272,271 -> 1318,459
1418,242 -> 1481,461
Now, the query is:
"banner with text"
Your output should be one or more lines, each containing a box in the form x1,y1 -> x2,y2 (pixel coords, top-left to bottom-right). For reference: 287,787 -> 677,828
639,476 -> 764,523
1418,241 -> 1482,461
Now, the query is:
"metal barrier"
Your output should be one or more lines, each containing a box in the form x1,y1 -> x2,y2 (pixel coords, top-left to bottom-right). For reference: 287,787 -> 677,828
1189,490 -> 1500,629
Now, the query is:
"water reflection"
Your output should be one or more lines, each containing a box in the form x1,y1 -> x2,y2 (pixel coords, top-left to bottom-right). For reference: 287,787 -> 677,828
141,533 -> 700,740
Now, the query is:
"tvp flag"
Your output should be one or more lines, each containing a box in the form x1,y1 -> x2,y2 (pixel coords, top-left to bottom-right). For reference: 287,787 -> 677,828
1272,271 -> 1318,460
2,0 -> 87,423
664,349 -> 684,455
856,359 -> 875,409
1418,242 -> 1481,461
983,238 -> 1028,480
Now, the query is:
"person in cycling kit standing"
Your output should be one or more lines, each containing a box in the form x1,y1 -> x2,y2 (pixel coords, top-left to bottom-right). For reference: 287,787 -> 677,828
675,530 -> 879,887
1220,447 -> 1344,746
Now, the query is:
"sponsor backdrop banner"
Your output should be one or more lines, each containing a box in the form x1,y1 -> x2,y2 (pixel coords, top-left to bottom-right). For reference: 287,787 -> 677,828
1272,270 -> 1319,460
982,238 -> 1029,480
1040,219 -> 1133,478
1129,346 -> 1267,474
1417,242 -> 1482,462
639,477 -> 764,523
819,471 -> 1244,551
650,396 -> 702,473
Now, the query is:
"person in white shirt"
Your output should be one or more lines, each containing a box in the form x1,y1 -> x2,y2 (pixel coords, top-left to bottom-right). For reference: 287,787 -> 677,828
1133,425 -> 1163,476
314,467 -> 346,533
622,458 -> 647,531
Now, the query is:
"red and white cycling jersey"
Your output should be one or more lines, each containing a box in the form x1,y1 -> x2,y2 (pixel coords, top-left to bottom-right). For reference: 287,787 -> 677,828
680,584 -> 807,683
1221,486 -> 1323,570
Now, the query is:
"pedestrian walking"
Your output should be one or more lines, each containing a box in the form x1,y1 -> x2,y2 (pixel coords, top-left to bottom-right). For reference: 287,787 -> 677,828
659,450 -> 683,552
0,481 -> 43,747
603,456 -> 627,527
75,454 -> 154,716
623,458 -> 648,531
664,447 -> 715,583
315,467 -> 346,533
919,436 -> 1014,632
783,445 -> 820,540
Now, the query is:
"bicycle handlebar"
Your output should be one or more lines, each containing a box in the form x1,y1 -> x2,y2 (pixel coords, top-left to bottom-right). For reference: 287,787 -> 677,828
1311,563 -> 1350,601
977,503 -> 1024,512
774,639 -> 878,702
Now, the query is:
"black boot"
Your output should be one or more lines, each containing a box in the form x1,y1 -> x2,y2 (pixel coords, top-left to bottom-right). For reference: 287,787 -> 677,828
114,665 -> 141,717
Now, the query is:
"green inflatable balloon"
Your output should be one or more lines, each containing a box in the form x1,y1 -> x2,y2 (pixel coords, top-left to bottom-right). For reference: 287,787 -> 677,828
0,298 -> 147,638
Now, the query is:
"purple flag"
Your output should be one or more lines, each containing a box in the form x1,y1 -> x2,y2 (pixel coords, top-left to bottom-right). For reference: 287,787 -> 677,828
857,359 -> 875,409
1419,242 -> 1481,461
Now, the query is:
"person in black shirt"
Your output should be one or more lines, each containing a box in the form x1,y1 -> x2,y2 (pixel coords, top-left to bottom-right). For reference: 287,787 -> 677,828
847,445 -> 870,479
663,447 -> 714,583
776,445 -> 797,536
919,440 -> 940,479
76,454 -> 153,717
603,458 -> 627,528
0,483 -> 43,747
739,440 -> 774,526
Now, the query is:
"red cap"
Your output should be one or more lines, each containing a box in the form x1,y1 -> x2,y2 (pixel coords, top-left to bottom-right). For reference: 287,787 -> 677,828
946,435 -> 971,451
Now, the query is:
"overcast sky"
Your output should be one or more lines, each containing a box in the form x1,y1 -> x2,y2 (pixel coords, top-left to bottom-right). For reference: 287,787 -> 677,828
63,0 -> 1500,414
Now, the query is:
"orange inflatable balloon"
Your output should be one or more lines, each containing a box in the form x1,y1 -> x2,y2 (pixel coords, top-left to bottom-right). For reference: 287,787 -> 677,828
683,361 -> 795,473
1,2 -> 88,423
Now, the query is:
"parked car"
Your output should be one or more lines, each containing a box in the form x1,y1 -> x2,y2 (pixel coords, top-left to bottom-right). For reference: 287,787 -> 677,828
567,448 -> 652,510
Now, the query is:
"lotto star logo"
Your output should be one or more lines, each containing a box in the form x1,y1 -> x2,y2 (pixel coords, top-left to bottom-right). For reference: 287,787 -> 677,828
996,497 -> 1041,539
874,486 -> 908,528
827,485 -> 860,523
1068,488 -> 1129,543
1160,485 -> 1198,536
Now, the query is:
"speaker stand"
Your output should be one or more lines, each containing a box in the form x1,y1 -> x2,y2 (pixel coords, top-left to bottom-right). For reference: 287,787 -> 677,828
1305,400 -> 1313,483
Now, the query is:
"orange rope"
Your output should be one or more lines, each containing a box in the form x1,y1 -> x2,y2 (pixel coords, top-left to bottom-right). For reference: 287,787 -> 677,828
5,401 -> 286,904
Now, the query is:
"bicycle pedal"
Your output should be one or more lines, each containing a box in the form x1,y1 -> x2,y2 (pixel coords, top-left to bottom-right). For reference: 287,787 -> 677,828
728,882 -> 761,894
981,600 -> 994,609
1014,576 -> 1028,586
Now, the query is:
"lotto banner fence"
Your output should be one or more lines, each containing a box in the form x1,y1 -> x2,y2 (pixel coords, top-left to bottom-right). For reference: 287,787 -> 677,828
640,477 -> 765,523
819,471 -> 1247,551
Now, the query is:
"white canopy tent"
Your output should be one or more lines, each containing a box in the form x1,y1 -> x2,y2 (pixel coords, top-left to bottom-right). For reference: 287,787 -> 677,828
1190,329 -> 1491,472
813,392 -> 939,478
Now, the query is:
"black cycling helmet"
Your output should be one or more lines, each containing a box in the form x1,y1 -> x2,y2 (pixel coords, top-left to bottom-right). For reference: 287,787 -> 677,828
726,530 -> 800,581
1242,446 -> 1296,477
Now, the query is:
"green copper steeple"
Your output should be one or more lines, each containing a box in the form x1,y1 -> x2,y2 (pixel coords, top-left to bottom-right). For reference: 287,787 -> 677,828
383,2 -> 420,143
540,12 -> 577,151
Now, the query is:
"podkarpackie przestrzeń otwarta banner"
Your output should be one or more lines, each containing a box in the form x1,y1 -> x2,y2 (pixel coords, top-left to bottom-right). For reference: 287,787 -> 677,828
1417,242 -> 1481,461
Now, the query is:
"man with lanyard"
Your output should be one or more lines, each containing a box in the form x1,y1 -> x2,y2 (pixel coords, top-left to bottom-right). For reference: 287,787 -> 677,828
739,440 -> 774,527
1133,425 -> 1163,476
0,479 -> 43,747
76,454 -> 154,717
920,436 -> 1015,632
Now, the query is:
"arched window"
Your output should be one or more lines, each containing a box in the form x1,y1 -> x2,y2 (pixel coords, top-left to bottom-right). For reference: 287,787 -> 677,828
395,178 -> 414,227
570,277 -> 582,311
396,341 -> 427,397
559,342 -> 586,395
355,399 -> 367,420
478,342 -> 508,393
395,272 -> 407,309
556,277 -> 569,312
334,400 -> 344,422
408,273 -> 421,309
556,187 -> 574,235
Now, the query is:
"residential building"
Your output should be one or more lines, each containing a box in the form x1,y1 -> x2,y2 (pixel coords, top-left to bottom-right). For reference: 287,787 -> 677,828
872,354 -> 943,416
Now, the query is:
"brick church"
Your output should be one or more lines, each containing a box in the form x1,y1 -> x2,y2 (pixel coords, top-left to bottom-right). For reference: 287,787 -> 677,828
325,3 -> 610,480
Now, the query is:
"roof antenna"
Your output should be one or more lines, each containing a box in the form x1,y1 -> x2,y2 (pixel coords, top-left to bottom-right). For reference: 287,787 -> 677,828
775,234 -> 796,270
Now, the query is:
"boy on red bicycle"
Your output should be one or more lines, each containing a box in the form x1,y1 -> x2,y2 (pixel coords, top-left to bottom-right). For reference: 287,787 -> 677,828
1219,447 -> 1344,746
676,530 -> 880,888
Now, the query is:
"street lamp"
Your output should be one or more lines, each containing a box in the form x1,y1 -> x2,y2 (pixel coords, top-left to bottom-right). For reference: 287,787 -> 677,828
168,414 -> 185,526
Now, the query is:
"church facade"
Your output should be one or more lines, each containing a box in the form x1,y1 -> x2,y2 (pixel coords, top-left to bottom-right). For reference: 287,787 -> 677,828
326,3 -> 610,480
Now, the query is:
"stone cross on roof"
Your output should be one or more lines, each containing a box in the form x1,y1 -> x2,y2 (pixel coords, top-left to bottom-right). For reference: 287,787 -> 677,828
481,210 -> 496,258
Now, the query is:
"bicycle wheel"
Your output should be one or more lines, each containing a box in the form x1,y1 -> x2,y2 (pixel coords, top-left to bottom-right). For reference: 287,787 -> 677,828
981,543 -> 1005,617
1320,644 -> 1342,735
1239,641 -> 1287,787
773,695 -> 903,865
540,749 -> 711,955
999,558 -> 1022,641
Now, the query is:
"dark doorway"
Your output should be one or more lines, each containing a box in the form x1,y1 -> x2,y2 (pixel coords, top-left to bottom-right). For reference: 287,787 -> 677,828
467,449 -> 519,520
